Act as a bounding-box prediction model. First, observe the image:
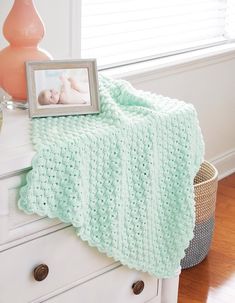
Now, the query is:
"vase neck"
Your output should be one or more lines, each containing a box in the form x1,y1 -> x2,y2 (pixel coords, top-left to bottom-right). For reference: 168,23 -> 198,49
14,0 -> 34,5
3,0 -> 45,47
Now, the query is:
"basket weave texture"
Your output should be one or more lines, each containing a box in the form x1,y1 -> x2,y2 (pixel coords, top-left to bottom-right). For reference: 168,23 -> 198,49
181,161 -> 218,269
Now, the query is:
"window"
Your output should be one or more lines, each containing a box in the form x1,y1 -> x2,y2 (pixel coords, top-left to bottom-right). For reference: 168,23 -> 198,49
81,0 -> 235,68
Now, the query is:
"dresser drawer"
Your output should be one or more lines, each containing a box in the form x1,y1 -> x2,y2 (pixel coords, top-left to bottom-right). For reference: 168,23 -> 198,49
46,266 -> 161,303
0,171 -> 63,247
0,226 -> 117,303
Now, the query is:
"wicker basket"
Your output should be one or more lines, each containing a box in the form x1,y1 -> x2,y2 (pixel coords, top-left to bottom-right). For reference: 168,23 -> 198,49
181,161 -> 218,269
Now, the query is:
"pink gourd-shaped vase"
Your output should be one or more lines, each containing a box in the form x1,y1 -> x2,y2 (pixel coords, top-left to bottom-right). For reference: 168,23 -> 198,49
0,0 -> 52,103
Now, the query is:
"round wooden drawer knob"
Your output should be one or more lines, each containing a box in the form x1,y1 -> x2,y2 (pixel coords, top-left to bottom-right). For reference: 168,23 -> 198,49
132,280 -> 145,295
33,264 -> 49,281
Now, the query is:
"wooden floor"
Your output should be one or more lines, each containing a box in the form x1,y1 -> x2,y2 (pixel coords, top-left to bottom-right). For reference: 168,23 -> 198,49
178,173 -> 235,303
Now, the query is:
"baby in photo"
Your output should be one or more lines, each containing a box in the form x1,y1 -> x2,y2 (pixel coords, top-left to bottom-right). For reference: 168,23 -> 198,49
38,76 -> 90,106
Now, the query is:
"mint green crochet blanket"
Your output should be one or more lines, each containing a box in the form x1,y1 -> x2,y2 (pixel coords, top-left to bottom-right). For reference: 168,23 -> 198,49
19,75 -> 204,278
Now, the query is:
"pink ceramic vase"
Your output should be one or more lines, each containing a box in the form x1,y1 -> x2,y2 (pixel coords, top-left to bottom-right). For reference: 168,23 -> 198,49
0,0 -> 52,102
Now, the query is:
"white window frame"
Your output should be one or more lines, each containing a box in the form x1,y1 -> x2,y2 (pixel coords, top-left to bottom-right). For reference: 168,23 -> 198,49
70,0 -> 82,58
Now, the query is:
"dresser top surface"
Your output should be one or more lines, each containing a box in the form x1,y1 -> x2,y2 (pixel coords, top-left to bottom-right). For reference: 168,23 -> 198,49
0,107 -> 34,177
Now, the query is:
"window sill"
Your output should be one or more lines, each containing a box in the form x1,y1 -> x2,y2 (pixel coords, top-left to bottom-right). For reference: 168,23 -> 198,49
100,43 -> 235,83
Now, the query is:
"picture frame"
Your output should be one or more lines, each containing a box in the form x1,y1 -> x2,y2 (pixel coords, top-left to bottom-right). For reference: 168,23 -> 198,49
26,59 -> 100,118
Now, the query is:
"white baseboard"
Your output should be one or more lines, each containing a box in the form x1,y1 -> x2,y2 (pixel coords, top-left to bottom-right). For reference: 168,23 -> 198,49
209,149 -> 235,180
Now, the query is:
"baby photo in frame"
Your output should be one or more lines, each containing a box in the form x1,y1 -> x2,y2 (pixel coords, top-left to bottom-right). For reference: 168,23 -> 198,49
26,59 -> 100,118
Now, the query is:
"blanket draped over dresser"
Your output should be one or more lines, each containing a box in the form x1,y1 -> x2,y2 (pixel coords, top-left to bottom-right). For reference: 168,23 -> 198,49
19,75 -> 204,278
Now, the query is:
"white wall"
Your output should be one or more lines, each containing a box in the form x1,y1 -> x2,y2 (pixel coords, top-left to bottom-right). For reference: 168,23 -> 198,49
0,0 -> 234,178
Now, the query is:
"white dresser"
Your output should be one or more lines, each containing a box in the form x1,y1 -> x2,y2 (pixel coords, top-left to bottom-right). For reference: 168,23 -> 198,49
0,107 -> 179,303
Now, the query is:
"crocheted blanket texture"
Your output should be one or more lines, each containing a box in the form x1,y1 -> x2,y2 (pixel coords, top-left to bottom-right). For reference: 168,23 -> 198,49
19,75 -> 204,278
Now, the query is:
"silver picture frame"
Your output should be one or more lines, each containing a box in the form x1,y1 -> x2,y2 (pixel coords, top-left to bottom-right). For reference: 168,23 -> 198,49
26,59 -> 100,118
